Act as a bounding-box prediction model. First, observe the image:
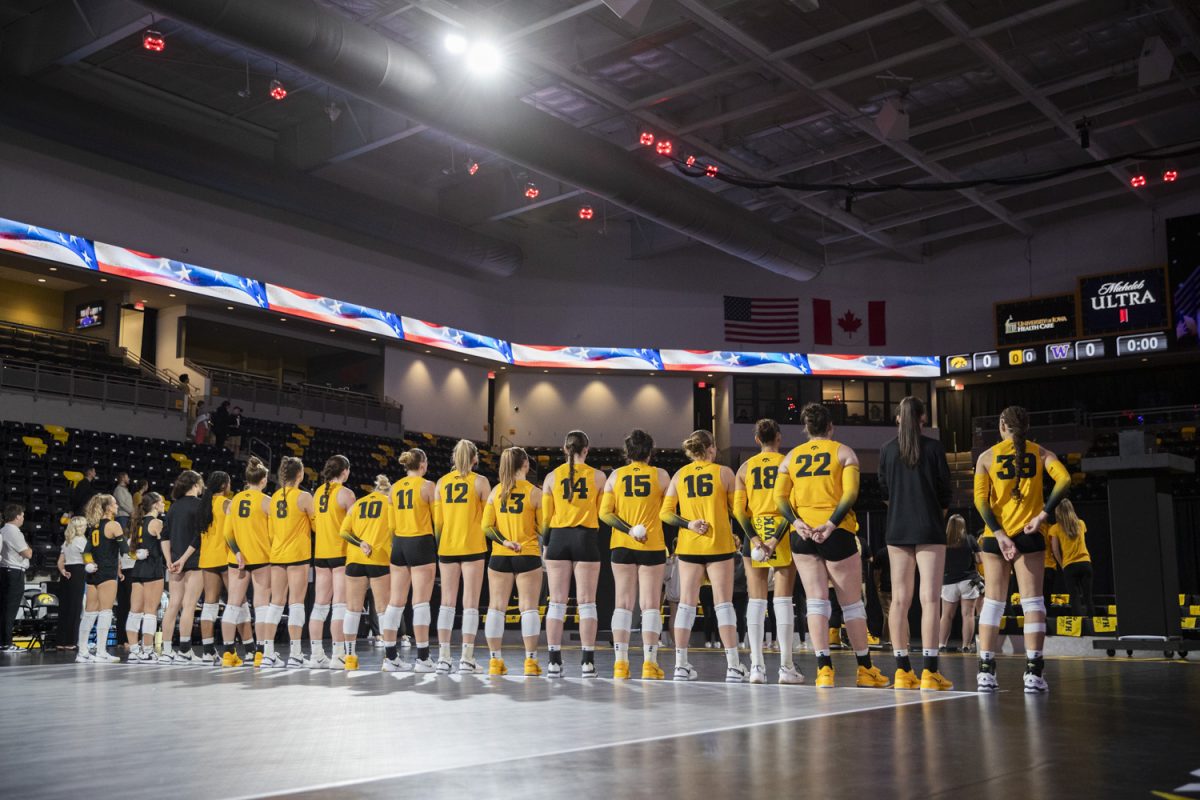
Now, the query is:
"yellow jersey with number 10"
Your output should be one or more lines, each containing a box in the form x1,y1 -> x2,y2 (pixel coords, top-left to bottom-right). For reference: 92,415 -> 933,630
780,439 -> 857,533
984,439 -> 1044,536
313,482 -> 350,560
341,491 -> 392,567
673,461 -> 736,557
435,471 -> 485,556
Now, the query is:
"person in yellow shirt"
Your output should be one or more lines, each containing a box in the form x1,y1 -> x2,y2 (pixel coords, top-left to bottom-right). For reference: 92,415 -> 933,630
1049,499 -> 1093,617
541,430 -> 607,678
387,448 -> 438,673
338,474 -> 396,671
973,405 -> 1071,693
776,404 -> 889,690
309,455 -> 355,669
267,457 -> 315,668
482,447 -> 544,677
222,457 -> 273,667
600,429 -> 670,680
660,429 -> 747,683
433,440 -> 491,674
197,471 -> 233,664
732,419 -> 802,686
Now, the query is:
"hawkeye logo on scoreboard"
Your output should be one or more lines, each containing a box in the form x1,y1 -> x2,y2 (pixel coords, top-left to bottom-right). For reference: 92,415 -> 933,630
1079,266 -> 1168,336
995,294 -> 1077,347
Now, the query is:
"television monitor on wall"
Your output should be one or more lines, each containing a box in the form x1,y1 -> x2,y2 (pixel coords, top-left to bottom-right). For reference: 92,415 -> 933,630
75,302 -> 104,330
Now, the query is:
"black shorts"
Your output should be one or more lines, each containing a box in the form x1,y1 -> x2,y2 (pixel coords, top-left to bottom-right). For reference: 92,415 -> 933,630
243,562 -> 269,573
791,528 -> 858,562
677,552 -> 735,565
128,572 -> 163,584
392,535 -> 437,568
611,547 -> 667,566
438,552 -> 486,564
86,567 -> 119,585
271,559 -> 310,568
313,557 -> 346,569
345,563 -> 389,579
981,532 -> 1045,555
202,565 -> 227,574
489,555 -> 542,574
544,527 -> 601,562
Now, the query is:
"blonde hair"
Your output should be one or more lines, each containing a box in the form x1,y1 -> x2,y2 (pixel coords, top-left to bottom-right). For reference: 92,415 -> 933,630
373,474 -> 392,493
399,448 -> 426,473
946,514 -> 966,548
682,430 -> 714,461
85,494 -> 116,528
452,440 -> 478,477
499,447 -> 529,506
64,516 -> 88,545
1055,498 -> 1082,538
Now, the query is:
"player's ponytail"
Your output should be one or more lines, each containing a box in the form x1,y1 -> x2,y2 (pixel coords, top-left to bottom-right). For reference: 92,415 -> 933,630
682,430 -> 714,461
452,440 -> 478,478
373,474 -> 391,494
129,492 -> 162,549
755,418 -> 781,447
398,448 -> 426,474
1000,405 -> 1030,502
897,396 -> 925,468
85,493 -> 115,528
245,456 -> 269,487
321,455 -> 350,508
499,447 -> 529,507
1055,498 -> 1081,539
563,430 -> 588,500
801,403 -> 832,437
278,456 -> 304,488
946,514 -> 965,548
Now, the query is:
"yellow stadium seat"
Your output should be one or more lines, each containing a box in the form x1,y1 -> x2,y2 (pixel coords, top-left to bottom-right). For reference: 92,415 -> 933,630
1071,472 -> 1086,486
1052,593 -> 1070,605
379,444 -> 394,457
298,424 -> 315,436
63,470 -> 84,487
1181,426 -> 1196,441
1065,452 -> 1081,465
1183,617 -> 1197,630
43,425 -> 68,443
169,453 -> 193,470
21,436 -> 46,456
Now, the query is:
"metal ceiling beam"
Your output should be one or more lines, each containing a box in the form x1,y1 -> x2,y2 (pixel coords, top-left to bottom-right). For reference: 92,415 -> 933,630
922,1 -> 1151,205
671,0 -> 1031,238
0,0 -> 152,75
1166,0 -> 1200,65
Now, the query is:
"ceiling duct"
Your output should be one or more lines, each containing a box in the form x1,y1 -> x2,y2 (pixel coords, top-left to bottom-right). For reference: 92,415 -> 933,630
137,0 -> 824,281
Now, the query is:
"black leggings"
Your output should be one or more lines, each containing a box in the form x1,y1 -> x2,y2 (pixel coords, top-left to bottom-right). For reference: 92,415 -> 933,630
1063,562 -> 1094,617
1,567 -> 25,647
1044,567 -> 1059,609
57,565 -> 86,647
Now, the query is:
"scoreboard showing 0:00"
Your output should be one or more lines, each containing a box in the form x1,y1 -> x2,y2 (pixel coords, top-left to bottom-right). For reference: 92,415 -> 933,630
1116,331 -> 1168,357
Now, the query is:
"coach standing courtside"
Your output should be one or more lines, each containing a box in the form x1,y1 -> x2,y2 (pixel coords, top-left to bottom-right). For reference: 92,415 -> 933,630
0,504 -> 33,653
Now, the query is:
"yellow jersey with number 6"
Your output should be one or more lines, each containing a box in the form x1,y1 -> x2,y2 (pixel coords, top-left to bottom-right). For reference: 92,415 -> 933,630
780,439 -> 857,533
671,461 -> 736,557
229,489 -> 270,566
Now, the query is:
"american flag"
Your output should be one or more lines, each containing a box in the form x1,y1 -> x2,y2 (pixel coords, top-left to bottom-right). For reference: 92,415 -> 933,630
723,296 -> 799,344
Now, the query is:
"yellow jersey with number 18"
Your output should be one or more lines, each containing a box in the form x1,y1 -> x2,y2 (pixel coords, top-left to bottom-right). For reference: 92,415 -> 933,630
484,479 -> 541,557
671,461 -> 736,557
780,439 -> 857,533
435,471 -> 485,556
548,462 -> 600,529
341,491 -> 392,568
741,451 -> 791,567
269,487 -> 312,564
313,482 -> 350,561
392,476 -> 433,537
984,439 -> 1044,536
606,462 -> 665,552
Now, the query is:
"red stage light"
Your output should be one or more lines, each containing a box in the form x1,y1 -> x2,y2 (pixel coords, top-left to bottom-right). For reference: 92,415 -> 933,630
269,79 -> 287,101
655,140 -> 673,156
1163,170 -> 1178,182
705,164 -> 719,178
697,381 -> 706,389
467,161 -> 480,176
639,132 -> 655,146
1129,174 -> 1146,188
685,155 -> 696,167
578,205 -> 594,220
142,30 -> 165,52
524,182 -> 540,199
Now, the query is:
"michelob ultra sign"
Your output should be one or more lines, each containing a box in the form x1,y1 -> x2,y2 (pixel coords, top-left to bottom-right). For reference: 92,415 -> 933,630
1078,266 -> 1169,336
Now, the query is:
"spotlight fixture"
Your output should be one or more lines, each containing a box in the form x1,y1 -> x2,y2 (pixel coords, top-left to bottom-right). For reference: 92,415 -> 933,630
142,29 -> 165,52
875,96 -> 909,141
578,205 -> 594,220
524,182 -> 540,199
1163,170 -> 1178,183
464,41 -> 502,75
705,164 -> 719,178
639,131 -> 655,146
325,102 -> 341,122
269,79 -> 287,101
685,155 -> 696,167
1130,174 -> 1147,188
467,160 -> 480,176
444,32 -> 468,54
655,139 -> 673,156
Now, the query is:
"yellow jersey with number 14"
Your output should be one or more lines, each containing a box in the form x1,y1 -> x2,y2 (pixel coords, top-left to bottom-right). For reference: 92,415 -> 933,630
779,439 -> 857,533
547,462 -> 600,529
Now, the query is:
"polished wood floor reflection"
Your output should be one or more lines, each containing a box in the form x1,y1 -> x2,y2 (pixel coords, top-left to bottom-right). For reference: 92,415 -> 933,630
1,646 -> 1196,799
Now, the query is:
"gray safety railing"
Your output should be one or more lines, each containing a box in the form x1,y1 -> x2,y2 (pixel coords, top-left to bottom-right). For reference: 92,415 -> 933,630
205,368 -> 403,433
0,357 -> 183,414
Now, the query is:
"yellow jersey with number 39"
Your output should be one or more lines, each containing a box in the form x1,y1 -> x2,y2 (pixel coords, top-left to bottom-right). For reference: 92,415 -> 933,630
983,439 -> 1044,536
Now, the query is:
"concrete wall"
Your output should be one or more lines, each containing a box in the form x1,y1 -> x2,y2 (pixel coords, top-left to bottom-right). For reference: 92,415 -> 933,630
382,346 -> 490,439
0,391 -> 186,440
0,277 -> 61,330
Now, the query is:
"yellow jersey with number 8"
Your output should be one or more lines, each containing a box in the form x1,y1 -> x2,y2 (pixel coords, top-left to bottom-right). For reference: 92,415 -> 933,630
435,471 -> 485,556
984,439 -> 1044,536
313,482 -> 349,560
672,461 -> 736,557
780,439 -> 857,533
269,487 -> 312,564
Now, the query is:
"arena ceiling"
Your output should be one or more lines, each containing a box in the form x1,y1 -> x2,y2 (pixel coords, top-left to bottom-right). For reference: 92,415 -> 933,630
2,0 -> 1199,270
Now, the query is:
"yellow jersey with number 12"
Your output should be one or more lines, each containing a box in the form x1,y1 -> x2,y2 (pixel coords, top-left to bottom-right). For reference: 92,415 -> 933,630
435,471 -> 485,556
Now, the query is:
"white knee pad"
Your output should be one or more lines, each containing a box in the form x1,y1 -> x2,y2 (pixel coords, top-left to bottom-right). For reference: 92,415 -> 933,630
1020,596 -> 1046,616
1023,621 -> 1046,633
772,597 -> 794,625
239,603 -> 251,623
806,599 -> 832,619
200,603 -> 219,623
484,608 -> 505,639
546,602 -> 567,622
674,603 -> 697,631
288,603 -> 305,627
222,604 -> 241,626
611,607 -> 633,632
841,600 -> 866,622
520,609 -> 541,638
437,605 -> 456,631
715,602 -> 736,628
267,604 -> 285,625
310,603 -> 331,622
980,598 -> 1005,628
641,608 -> 662,635
342,611 -> 361,637
461,607 -> 480,637
331,603 -> 346,624
142,615 -> 157,636
412,602 -> 431,628
125,612 -> 143,634
381,605 -> 403,632
578,602 -> 598,621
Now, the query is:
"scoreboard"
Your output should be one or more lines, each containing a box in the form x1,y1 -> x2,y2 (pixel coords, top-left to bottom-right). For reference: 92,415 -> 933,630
945,331 -> 1169,375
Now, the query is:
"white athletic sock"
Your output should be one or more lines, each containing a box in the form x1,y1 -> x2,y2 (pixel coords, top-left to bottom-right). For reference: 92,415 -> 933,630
645,643 -> 659,664
614,642 -> 629,663
96,611 -> 113,652
438,643 -> 451,662
77,610 -> 98,652
162,639 -> 173,654
725,647 -> 740,669
747,598 -> 767,668
461,643 -> 475,662
263,640 -> 275,659
922,648 -> 938,657
311,641 -> 325,658
773,597 -> 795,669
675,647 -> 688,667
202,637 -> 214,646
548,644 -> 561,652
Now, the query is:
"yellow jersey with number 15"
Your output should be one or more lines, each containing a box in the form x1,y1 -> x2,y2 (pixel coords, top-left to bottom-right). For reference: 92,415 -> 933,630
671,461 -> 736,557
606,462 -> 665,552
779,439 -> 857,533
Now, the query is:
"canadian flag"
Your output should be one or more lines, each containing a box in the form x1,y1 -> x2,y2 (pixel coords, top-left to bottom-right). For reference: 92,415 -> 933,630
813,298 -> 886,347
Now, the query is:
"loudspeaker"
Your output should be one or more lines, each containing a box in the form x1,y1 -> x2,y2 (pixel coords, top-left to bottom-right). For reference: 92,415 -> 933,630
875,97 -> 909,142
601,0 -> 654,27
1138,36 -> 1174,87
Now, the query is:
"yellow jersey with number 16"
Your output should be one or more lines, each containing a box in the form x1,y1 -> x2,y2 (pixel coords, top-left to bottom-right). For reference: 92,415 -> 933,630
671,461 -> 736,557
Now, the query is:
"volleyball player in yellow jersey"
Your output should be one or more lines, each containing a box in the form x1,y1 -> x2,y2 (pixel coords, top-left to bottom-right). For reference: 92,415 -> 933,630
433,440 -> 491,674
308,455 -> 355,669
197,471 -> 233,664
732,419 -> 802,686
600,429 -> 669,680
776,404 -> 889,689
266,457 -> 315,668
482,447 -> 544,677
660,430 -> 748,683
386,448 -> 438,673
222,457 -> 273,667
339,474 -> 396,671
541,430 -> 606,678
973,405 -> 1071,694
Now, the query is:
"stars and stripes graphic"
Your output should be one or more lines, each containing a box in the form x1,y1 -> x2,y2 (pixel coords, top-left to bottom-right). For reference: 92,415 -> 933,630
723,296 -> 800,345
94,243 -> 269,307
661,350 -> 809,374
399,317 -> 514,364
265,284 -> 403,339
0,217 -> 97,270
806,354 -> 940,377
510,345 -> 664,370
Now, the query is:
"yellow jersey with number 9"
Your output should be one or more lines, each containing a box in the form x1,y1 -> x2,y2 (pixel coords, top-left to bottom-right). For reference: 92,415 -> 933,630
391,476 -> 433,537
984,439 -> 1044,536
269,487 -> 312,564
781,439 -> 857,533
607,462 -> 665,552
672,461 -> 736,557
484,479 -> 541,557
199,494 -> 231,569
229,489 -> 270,566
313,482 -> 350,560
548,462 -> 600,529
341,491 -> 392,567
435,471 -> 485,556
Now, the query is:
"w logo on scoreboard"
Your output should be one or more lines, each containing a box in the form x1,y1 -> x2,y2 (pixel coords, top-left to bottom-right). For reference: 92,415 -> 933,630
1049,344 -> 1072,359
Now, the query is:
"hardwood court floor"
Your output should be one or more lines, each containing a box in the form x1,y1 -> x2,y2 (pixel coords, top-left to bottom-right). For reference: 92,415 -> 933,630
0,647 -> 1196,799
